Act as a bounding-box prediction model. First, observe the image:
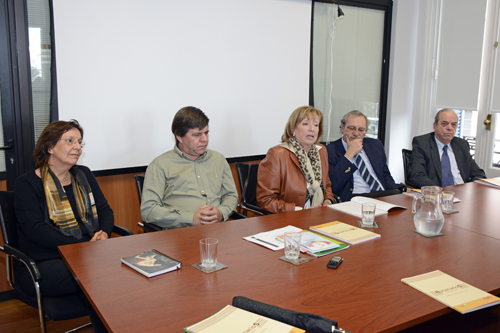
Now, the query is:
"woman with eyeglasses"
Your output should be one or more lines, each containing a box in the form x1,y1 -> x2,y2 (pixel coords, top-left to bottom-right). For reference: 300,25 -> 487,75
256,106 -> 335,213
14,119 -> 112,332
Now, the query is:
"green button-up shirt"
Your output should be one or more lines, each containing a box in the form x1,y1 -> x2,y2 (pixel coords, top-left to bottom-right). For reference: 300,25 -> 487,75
140,145 -> 238,229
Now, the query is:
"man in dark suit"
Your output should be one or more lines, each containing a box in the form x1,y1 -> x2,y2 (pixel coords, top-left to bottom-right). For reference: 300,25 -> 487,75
409,108 -> 486,188
326,110 -> 402,202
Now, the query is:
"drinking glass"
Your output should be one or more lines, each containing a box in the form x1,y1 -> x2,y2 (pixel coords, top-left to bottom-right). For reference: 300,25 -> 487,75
200,238 -> 218,269
441,191 -> 455,213
284,232 -> 301,260
362,203 -> 376,226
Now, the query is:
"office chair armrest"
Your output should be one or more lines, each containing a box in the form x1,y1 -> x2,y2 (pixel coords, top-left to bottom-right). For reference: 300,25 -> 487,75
229,211 -> 247,220
397,183 -> 407,193
2,244 -> 42,281
112,225 -> 134,236
143,222 -> 163,232
241,203 -> 272,216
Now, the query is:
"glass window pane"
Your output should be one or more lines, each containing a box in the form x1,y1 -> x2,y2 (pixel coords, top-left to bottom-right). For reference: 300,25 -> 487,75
27,0 -> 51,144
312,3 -> 385,141
493,113 -> 500,168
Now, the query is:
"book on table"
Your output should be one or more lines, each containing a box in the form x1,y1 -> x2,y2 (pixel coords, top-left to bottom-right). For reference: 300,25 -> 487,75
184,305 -> 305,333
276,230 -> 349,257
121,249 -> 181,277
402,270 -> 500,314
329,196 -> 406,218
475,177 -> 500,189
309,221 -> 381,245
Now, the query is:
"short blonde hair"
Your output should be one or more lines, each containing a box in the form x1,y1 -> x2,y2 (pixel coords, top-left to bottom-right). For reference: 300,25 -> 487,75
281,106 -> 324,143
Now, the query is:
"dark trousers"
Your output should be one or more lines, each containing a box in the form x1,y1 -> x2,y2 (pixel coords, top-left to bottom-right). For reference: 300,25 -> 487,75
16,258 -> 108,333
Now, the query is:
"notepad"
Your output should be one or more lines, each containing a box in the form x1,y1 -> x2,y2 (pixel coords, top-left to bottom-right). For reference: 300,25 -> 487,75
402,270 -> 500,314
310,221 -> 380,245
184,305 -> 305,333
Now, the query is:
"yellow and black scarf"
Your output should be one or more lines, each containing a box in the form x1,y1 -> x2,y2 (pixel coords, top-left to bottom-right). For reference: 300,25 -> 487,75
41,165 -> 99,239
288,136 -> 324,207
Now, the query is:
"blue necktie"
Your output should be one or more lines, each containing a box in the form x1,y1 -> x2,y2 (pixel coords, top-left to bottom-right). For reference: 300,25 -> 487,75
355,155 -> 381,191
441,145 -> 454,187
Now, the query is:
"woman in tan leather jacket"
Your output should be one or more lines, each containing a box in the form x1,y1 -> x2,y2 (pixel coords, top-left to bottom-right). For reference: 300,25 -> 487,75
256,106 -> 335,213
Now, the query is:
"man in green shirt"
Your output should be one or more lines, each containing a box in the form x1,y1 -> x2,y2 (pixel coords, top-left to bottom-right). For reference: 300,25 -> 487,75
141,106 -> 238,230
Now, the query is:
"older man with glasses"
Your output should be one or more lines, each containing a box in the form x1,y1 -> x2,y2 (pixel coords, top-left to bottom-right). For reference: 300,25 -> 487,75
326,110 -> 403,202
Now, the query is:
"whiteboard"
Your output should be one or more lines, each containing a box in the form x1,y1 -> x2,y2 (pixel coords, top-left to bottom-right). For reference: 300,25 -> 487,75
53,0 -> 311,171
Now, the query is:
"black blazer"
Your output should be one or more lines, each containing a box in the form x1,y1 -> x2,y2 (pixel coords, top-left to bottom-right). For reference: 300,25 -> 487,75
408,132 -> 486,188
326,137 -> 400,202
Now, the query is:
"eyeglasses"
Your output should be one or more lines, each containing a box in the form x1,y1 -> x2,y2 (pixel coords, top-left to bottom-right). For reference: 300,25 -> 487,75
345,126 -> 367,133
60,138 -> 85,148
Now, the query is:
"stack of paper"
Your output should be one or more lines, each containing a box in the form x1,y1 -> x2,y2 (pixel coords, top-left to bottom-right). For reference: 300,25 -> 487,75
184,305 -> 305,333
402,270 -> 500,314
310,221 -> 381,245
276,230 -> 349,257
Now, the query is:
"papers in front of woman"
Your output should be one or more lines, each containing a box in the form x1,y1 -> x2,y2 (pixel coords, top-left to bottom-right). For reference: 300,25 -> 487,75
310,221 -> 380,245
243,225 -> 303,250
475,177 -> 500,189
328,196 -> 406,218
402,270 -> 500,314
275,230 -> 349,257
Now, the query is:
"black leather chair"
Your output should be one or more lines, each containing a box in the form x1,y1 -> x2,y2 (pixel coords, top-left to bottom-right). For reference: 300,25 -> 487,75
134,174 -> 163,232
402,148 -> 415,188
0,190 -> 133,333
135,173 -> 245,232
235,163 -> 271,216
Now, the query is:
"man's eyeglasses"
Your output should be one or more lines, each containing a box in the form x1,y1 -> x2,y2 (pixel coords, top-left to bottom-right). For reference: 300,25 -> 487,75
60,138 -> 85,148
345,126 -> 367,133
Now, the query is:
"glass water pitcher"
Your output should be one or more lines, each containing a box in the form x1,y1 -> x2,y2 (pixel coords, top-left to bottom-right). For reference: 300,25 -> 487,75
411,186 -> 445,236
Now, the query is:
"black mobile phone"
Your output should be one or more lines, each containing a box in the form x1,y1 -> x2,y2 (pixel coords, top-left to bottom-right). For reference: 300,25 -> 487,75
327,256 -> 343,269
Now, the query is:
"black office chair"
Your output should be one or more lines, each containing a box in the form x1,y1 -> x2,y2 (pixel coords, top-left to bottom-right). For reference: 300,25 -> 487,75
134,174 -> 163,232
235,162 -> 271,216
402,148 -> 415,188
0,190 -> 133,333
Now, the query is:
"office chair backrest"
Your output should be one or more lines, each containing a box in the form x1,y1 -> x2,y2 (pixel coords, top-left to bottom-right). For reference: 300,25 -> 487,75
0,191 -> 18,248
402,149 -> 413,187
235,163 -> 259,206
134,174 -> 145,202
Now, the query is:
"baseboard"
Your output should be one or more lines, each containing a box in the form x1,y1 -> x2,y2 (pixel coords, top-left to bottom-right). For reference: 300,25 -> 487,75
0,289 -> 15,302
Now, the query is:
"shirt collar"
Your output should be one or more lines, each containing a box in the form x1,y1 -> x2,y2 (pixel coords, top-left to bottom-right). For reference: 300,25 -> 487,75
173,144 -> 208,161
434,135 -> 452,152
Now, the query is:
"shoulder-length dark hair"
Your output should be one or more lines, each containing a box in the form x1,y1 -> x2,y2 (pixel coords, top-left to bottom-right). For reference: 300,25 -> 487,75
33,119 -> 84,167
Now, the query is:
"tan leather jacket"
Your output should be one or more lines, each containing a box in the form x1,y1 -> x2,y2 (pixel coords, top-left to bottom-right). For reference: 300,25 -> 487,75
256,144 -> 335,213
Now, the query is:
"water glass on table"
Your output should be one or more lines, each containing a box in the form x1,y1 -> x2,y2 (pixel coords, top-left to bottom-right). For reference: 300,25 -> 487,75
284,232 -> 301,260
362,203 -> 376,226
200,238 -> 218,269
441,191 -> 455,213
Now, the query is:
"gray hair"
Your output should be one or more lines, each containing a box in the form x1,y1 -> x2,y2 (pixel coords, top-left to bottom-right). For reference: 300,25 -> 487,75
434,108 -> 455,125
340,110 -> 369,127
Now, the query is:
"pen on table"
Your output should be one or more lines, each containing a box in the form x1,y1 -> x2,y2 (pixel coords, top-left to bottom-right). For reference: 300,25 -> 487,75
251,237 -> 279,248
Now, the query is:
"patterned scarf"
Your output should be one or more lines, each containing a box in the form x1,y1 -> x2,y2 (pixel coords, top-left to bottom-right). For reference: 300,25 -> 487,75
288,136 -> 324,207
41,165 -> 99,239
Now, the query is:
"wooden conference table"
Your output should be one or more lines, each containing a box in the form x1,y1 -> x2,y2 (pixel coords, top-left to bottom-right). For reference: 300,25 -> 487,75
59,182 -> 500,332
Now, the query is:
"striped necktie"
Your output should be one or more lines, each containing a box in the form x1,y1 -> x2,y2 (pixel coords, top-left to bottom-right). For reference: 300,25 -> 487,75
355,155 -> 382,191
441,145 -> 454,187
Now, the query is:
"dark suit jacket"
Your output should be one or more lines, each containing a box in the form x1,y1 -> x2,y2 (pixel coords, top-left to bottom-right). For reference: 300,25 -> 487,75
326,137 -> 400,202
408,132 -> 486,188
